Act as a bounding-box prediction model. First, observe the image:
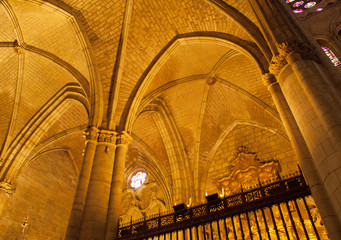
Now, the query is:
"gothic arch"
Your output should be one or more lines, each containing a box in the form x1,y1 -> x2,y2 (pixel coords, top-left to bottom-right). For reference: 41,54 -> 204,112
206,0 -> 271,60
126,138 -> 173,208
120,32 -> 269,132
0,0 -> 103,126
0,84 -> 88,182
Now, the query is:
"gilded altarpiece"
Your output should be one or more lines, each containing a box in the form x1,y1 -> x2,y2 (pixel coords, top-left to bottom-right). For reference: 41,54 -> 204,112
212,147 -> 329,240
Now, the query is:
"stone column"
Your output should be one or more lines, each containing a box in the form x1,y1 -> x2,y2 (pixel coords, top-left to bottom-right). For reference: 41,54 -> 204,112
79,130 -> 117,240
105,132 -> 132,240
276,41 -> 341,149
263,73 -> 341,238
269,45 -> 341,235
65,126 -> 99,240
248,1 -> 341,237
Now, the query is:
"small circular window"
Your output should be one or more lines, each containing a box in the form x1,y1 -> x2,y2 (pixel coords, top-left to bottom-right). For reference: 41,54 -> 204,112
130,171 -> 147,189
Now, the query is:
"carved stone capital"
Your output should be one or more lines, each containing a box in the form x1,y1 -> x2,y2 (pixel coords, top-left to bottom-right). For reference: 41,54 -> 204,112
83,126 -> 99,141
98,130 -> 117,143
116,131 -> 132,145
262,73 -> 277,88
277,39 -> 320,63
0,181 -> 15,197
269,54 -> 288,76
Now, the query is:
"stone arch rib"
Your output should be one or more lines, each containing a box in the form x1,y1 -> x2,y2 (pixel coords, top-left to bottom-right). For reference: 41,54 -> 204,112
26,125 -> 87,173
128,134 -> 173,208
0,0 -> 103,127
0,83 -> 89,182
138,98 -> 191,204
206,0 -> 271,61
120,32 -> 269,133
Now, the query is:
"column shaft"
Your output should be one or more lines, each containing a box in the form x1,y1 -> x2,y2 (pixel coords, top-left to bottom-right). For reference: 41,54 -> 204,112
248,1 -> 341,237
79,130 -> 116,240
286,54 -> 341,149
265,77 -> 341,238
105,133 -> 131,240
65,127 -> 98,240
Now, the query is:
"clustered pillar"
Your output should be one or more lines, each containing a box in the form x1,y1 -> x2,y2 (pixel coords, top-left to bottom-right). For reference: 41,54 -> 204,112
263,73 -> 341,238
65,128 -> 131,240
248,0 -> 341,238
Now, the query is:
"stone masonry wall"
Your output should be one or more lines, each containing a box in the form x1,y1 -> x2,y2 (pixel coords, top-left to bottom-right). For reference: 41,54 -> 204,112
0,151 -> 77,240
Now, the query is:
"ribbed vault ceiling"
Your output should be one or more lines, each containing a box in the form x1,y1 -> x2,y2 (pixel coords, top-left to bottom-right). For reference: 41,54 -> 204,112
0,0 -> 292,204
0,0 -> 89,181
130,40 -> 284,202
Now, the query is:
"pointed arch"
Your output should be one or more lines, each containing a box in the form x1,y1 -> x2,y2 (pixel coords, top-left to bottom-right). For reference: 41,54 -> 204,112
126,136 -> 173,208
120,32 -> 269,132
0,84 -> 89,182
142,98 -> 191,203
0,0 -> 103,126
206,0 -> 271,60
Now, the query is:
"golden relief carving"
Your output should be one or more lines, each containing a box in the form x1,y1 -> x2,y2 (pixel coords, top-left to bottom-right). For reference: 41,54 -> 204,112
0,181 -> 15,197
120,180 -> 167,225
218,146 -> 281,195
201,197 -> 328,240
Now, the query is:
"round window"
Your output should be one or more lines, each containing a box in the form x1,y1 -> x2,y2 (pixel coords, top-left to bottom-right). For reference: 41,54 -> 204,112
129,171 -> 147,189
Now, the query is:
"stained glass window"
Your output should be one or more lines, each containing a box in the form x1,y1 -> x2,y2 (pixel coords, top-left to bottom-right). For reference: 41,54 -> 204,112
285,0 -> 324,14
322,47 -> 341,66
293,9 -> 303,13
293,1 -> 304,7
130,171 -> 147,189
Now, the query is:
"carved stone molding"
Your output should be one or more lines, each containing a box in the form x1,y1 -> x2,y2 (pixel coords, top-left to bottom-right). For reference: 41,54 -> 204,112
262,73 -> 278,88
13,40 -> 23,54
206,77 -> 217,85
277,39 -> 321,63
116,131 -> 132,145
0,181 -> 15,197
98,130 -> 117,143
14,46 -> 23,54
83,126 -> 99,141
269,54 -> 288,76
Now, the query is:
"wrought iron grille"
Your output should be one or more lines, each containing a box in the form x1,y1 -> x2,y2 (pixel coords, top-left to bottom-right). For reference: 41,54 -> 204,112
118,173 -> 328,240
